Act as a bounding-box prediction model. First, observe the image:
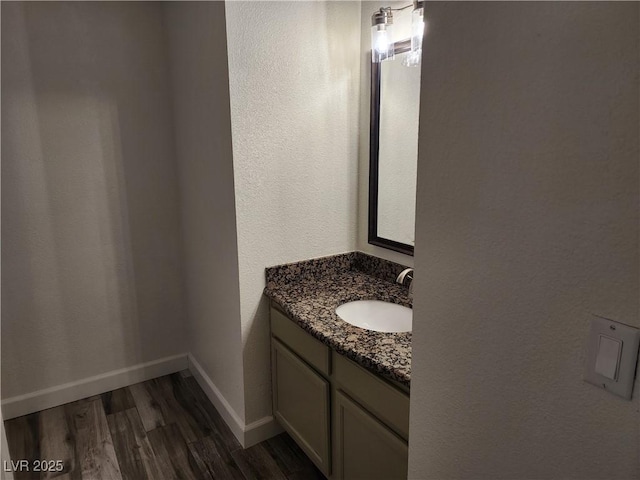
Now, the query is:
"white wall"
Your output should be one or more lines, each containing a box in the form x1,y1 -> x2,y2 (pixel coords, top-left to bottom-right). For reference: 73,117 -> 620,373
1,2 -> 186,400
225,1 -> 361,423
163,1 -> 246,424
409,3 -> 639,479
358,1 -> 415,266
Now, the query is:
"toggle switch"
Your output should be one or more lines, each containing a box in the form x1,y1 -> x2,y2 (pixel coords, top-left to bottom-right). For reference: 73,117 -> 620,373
585,316 -> 640,400
594,335 -> 621,380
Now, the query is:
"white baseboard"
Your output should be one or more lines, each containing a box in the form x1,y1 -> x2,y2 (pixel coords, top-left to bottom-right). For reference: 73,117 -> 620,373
1,411 -> 14,480
187,353 -> 245,443
2,352 -> 281,449
187,354 -> 282,448
1,353 -> 188,420
244,414 -> 283,448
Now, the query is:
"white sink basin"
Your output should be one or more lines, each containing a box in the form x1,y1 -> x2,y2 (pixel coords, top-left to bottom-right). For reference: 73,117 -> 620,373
335,300 -> 412,333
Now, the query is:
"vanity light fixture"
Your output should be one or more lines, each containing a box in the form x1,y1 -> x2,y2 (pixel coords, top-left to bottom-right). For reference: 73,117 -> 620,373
371,7 -> 395,63
371,1 -> 426,66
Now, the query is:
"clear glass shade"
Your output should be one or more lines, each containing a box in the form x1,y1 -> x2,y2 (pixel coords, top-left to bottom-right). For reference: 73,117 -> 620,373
371,24 -> 394,63
403,7 -> 424,67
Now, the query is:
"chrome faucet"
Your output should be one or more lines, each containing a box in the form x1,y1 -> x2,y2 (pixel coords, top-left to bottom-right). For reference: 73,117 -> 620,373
396,268 -> 414,295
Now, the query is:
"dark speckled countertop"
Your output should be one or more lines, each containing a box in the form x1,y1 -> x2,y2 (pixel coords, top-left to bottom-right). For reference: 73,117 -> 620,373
263,252 -> 412,387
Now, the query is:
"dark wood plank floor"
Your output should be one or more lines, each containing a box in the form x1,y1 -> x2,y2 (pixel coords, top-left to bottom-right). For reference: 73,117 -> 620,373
4,372 -> 324,480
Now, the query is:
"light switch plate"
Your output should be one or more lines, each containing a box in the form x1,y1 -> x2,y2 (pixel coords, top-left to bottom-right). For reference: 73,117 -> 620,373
585,316 -> 640,400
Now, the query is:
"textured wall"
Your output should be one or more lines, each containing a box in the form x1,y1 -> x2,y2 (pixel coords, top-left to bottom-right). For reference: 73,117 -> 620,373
357,1 -> 415,266
1,2 -> 186,399
409,3 -> 639,478
163,2 -> 246,422
225,1 -> 361,423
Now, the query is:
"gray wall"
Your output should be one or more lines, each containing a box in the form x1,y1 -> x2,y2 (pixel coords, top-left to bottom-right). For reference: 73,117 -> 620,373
163,1 -> 246,423
225,1 -> 361,423
409,3 -> 639,478
1,2 -> 186,399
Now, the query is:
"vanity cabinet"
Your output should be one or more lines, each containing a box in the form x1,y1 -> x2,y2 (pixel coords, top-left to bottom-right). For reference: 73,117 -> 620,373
271,307 -> 332,476
270,304 -> 409,480
271,339 -> 331,475
333,391 -> 408,480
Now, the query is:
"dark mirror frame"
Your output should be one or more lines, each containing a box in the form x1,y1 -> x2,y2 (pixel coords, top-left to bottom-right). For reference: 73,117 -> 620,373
368,39 -> 414,256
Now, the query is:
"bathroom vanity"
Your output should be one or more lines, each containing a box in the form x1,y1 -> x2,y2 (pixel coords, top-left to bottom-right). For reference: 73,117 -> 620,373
264,253 -> 412,480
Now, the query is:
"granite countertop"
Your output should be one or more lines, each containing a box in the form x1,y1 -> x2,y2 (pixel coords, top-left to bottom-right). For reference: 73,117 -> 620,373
263,252 -> 412,387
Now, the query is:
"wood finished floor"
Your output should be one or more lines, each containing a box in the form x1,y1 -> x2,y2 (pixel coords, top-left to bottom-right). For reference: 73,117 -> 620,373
4,371 -> 324,480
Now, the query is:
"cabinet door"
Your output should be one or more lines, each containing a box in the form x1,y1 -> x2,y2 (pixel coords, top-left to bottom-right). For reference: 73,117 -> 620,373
272,338 -> 331,476
334,390 -> 408,480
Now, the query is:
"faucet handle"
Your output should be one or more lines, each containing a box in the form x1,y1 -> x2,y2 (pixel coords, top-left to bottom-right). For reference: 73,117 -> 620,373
396,268 -> 414,285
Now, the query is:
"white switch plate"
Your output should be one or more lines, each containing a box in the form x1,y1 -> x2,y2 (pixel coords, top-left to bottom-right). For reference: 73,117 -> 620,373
585,316 -> 640,400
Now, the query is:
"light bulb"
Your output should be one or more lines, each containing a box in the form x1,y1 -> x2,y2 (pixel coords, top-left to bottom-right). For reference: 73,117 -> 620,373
371,9 -> 394,63
372,25 -> 394,63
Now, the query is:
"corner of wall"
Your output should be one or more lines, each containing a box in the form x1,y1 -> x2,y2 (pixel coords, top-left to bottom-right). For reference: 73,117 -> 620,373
188,354 -> 282,448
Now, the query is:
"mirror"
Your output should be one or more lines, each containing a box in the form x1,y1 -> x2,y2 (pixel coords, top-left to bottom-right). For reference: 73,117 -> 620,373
368,40 -> 420,256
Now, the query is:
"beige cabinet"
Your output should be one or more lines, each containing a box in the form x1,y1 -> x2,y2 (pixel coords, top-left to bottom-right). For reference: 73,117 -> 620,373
270,304 -> 409,480
271,338 -> 331,476
333,390 -> 408,480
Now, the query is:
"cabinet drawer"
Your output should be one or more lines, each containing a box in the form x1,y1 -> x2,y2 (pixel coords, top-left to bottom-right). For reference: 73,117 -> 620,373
334,390 -> 408,480
270,306 -> 330,377
333,352 -> 409,440
271,338 -> 331,476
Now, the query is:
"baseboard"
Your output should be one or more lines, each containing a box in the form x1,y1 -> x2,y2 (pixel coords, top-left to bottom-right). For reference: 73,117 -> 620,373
244,414 -> 283,448
1,353 -> 188,420
1,411 -> 14,480
187,354 -> 282,448
187,353 -> 246,443
2,352 -> 282,449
